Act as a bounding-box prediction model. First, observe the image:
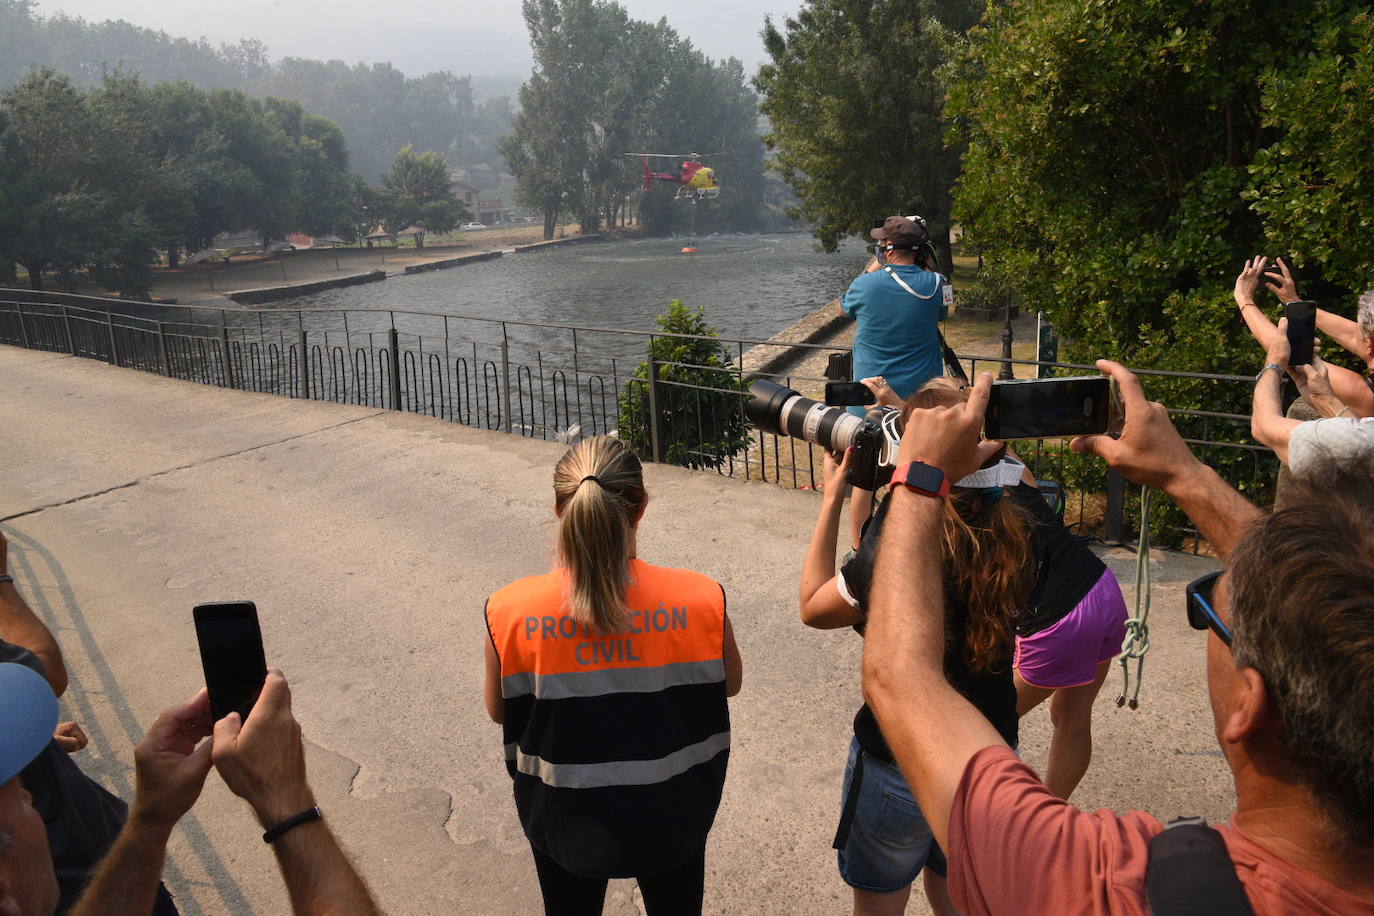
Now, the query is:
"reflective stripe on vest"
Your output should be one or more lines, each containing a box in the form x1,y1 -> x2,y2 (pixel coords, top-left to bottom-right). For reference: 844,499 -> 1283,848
501,657 -> 726,701
504,730 -> 731,789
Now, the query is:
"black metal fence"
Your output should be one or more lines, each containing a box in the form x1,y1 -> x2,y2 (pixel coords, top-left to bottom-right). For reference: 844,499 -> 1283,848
0,289 -> 1276,549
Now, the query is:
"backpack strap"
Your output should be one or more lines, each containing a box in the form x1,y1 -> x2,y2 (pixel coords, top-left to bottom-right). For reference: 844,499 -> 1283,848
1146,818 -> 1255,915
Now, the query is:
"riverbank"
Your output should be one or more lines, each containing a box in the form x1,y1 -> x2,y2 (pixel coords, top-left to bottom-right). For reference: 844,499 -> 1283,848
61,223 -> 573,306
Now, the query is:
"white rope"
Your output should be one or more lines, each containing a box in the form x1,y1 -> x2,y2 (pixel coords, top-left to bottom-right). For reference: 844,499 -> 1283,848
1116,486 -> 1154,710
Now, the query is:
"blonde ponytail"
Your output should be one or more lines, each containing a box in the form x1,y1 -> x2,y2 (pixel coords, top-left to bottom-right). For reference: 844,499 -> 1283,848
553,436 -> 647,634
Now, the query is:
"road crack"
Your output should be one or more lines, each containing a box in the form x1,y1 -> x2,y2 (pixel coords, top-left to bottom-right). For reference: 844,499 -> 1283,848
1,410 -> 387,522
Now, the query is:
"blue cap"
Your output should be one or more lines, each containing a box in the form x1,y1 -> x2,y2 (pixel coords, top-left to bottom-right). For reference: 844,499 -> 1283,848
0,663 -> 58,785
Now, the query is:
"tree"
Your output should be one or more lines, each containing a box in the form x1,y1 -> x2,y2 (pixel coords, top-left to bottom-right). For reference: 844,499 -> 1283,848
946,0 -> 1364,372
0,69 -> 107,290
755,0 -> 981,266
376,145 -> 468,246
616,301 -> 751,471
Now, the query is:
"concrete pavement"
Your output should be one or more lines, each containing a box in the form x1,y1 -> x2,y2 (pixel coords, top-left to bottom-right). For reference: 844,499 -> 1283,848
0,343 -> 1233,914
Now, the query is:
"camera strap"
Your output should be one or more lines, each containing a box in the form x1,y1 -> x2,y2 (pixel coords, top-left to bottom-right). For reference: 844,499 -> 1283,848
882,265 -> 969,383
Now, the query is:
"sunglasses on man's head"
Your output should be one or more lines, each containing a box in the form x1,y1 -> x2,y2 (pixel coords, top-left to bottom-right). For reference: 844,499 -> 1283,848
1185,571 -> 1233,647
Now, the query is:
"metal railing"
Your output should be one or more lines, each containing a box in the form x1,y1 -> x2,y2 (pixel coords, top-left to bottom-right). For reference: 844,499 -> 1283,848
0,289 -> 1277,548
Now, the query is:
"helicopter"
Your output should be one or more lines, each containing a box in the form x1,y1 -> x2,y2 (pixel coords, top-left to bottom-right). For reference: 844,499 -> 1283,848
625,152 -> 721,200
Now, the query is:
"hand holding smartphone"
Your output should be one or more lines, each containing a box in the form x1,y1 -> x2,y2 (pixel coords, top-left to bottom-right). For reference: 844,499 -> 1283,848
983,376 -> 1118,440
1284,300 -> 1318,366
193,601 -> 268,722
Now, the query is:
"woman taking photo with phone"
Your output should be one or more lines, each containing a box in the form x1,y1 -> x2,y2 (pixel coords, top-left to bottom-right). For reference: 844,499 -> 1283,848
483,435 -> 743,916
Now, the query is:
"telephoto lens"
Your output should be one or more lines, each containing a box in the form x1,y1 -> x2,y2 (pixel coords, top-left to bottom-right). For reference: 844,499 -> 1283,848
743,379 -> 898,490
744,379 -> 869,452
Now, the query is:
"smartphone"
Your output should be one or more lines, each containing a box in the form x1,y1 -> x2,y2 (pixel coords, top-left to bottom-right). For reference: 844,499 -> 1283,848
825,380 -> 873,407
984,376 -> 1113,440
1284,300 -> 1317,366
193,601 -> 268,721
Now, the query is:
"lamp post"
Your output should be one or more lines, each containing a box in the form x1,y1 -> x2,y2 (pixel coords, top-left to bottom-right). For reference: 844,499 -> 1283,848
999,294 -> 1015,380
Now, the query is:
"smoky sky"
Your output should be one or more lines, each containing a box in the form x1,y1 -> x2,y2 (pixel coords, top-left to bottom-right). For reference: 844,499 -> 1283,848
32,0 -> 804,78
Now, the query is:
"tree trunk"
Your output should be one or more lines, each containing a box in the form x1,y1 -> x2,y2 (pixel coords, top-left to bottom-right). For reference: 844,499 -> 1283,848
415,232 -> 425,249
167,245 -> 180,269
543,207 -> 557,241
23,261 -> 45,291
936,234 -> 954,280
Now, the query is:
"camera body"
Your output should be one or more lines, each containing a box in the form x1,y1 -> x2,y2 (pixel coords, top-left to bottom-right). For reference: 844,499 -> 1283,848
744,379 -> 901,490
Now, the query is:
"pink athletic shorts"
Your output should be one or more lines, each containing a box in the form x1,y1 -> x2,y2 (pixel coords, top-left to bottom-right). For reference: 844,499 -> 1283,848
1014,567 -> 1128,689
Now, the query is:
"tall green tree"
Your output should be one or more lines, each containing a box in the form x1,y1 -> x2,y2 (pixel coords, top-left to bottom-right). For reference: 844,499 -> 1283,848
947,0 -> 1365,375
378,145 -> 469,245
0,69 -> 108,290
756,0 -> 981,266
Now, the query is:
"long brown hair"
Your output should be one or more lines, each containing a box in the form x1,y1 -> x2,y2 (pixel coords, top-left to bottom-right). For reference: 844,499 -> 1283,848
902,384 -> 1034,671
553,436 -> 648,634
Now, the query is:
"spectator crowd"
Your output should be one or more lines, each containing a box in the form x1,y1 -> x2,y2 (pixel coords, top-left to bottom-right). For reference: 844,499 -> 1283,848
2,242 -> 1371,915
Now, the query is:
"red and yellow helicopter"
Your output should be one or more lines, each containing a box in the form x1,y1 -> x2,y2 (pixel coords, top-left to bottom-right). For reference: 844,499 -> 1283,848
626,152 -> 721,200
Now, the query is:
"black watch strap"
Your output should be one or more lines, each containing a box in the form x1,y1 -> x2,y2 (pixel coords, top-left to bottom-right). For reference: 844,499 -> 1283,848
262,806 -> 322,843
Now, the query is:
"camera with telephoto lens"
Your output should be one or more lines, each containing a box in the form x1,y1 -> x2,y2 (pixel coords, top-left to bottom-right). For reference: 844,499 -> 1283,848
744,379 -> 903,490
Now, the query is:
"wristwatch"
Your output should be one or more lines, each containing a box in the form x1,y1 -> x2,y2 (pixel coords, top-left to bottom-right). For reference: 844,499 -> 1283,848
889,461 -> 950,498
1256,363 -> 1283,382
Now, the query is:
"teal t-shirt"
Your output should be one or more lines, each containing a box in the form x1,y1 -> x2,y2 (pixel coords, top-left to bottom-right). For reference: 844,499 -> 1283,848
840,265 -> 947,415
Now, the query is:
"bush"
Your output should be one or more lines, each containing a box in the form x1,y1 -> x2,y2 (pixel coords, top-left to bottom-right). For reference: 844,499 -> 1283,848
616,300 -> 751,470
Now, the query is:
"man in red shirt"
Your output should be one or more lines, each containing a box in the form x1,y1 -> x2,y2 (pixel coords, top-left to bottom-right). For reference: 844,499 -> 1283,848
865,364 -> 1374,914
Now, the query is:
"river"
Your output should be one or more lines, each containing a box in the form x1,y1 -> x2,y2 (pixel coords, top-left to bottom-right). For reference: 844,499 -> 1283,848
273,232 -> 869,343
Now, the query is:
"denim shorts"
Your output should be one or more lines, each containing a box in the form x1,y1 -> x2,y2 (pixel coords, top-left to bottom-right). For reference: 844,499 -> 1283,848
833,736 -> 947,894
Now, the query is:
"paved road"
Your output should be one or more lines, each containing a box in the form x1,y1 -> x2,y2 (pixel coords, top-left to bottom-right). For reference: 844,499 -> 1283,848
0,344 -> 1233,914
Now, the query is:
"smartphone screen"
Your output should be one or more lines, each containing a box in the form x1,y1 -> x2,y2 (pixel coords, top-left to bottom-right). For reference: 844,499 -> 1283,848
1285,300 -> 1317,365
825,380 -> 873,407
193,602 -> 268,722
984,377 -> 1111,440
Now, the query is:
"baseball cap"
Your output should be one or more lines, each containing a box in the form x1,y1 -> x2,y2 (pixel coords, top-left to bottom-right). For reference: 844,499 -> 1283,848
0,662 -> 58,784
870,216 -> 928,249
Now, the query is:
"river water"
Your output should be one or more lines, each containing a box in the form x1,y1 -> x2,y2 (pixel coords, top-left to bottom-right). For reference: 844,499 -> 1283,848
274,232 -> 869,344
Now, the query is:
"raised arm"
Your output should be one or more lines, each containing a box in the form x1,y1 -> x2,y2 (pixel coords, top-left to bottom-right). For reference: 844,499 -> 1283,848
1072,360 -> 1263,560
1242,258 -> 1374,414
862,374 -> 1008,851
70,691 -> 215,916
1252,319 -> 1302,463
0,531 -> 68,696
213,670 -> 379,916
800,449 -> 862,629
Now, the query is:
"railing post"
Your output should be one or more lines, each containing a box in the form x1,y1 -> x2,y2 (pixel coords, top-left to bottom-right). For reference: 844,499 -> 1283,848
298,329 -> 310,399
105,311 -> 120,367
16,303 -> 30,349
387,327 -> 402,410
647,348 -> 664,463
155,321 -> 169,376
220,325 -> 235,388
1105,468 -> 1126,545
500,336 -> 513,433
62,306 -> 75,355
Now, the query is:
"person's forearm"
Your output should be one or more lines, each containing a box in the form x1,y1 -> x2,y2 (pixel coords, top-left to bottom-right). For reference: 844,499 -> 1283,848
862,488 -> 1005,851
1251,371 -> 1298,462
800,495 -> 845,611
68,813 -> 171,916
1164,462 -> 1263,561
270,820 -> 379,916
1316,309 -> 1365,356
1236,300 -> 1280,350
0,580 -> 68,696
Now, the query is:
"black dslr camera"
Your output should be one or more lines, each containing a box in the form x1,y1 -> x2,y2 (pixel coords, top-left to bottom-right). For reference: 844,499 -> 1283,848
744,379 -> 902,490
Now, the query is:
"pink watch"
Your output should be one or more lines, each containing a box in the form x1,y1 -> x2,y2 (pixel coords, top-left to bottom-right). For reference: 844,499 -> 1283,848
889,461 -> 950,498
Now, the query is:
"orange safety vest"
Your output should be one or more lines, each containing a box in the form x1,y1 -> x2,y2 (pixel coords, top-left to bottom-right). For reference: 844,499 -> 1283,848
485,558 -> 729,878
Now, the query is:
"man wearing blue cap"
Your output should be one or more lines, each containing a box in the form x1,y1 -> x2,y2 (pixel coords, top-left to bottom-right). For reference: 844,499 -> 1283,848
0,661 -> 62,916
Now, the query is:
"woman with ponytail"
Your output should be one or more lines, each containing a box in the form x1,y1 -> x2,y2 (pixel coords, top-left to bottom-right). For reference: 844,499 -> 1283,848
483,435 -> 742,916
